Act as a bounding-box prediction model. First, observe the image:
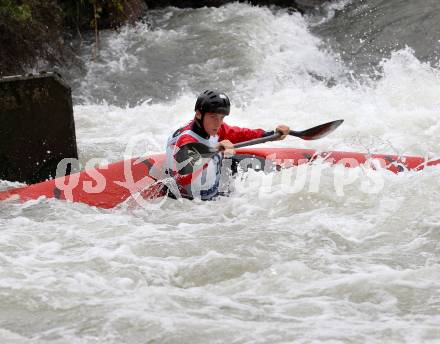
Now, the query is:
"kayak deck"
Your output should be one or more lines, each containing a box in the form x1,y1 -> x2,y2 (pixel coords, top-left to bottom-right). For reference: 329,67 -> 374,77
0,148 -> 438,208
238,148 -> 440,173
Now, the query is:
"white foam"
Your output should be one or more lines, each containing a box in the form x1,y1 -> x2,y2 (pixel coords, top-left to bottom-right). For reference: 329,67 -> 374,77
2,3 -> 440,343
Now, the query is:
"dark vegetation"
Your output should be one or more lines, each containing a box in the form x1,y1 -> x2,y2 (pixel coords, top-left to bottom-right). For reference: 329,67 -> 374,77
0,0 -> 64,75
0,0 -> 326,76
0,0 -> 145,76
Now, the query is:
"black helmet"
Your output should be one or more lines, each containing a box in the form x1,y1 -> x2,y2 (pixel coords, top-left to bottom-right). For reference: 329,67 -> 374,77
194,90 -> 230,115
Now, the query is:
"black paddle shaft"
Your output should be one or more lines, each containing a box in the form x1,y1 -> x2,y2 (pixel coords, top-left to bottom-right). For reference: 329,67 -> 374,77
233,119 -> 344,149
178,119 -> 344,159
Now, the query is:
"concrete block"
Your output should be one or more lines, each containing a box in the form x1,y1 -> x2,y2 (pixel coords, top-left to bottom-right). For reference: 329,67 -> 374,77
0,72 -> 78,184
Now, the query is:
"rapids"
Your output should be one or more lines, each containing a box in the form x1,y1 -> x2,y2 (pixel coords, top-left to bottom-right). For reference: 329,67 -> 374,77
1,1 -> 440,342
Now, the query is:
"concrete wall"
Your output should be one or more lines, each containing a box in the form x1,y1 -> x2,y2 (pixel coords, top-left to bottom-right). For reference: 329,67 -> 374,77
0,72 -> 78,184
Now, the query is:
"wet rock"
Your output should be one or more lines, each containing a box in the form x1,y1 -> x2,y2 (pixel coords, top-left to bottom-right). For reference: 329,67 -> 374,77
144,0 -> 329,12
294,0 -> 329,12
0,1 -> 64,76
104,0 -> 148,27
59,0 -> 147,30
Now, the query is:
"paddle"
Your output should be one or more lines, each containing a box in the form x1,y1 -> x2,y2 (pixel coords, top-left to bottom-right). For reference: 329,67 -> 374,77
177,119 -> 344,161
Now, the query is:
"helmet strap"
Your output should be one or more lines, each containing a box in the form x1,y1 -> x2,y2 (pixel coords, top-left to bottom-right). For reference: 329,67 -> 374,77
193,111 -> 209,139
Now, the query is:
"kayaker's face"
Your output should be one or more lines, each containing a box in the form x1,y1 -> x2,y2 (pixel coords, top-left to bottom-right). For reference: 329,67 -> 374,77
202,112 -> 226,136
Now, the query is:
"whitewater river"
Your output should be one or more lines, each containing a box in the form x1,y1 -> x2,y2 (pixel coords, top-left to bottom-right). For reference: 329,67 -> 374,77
1,1 -> 440,342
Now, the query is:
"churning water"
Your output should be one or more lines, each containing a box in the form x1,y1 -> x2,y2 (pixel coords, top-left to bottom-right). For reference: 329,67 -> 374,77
1,1 -> 440,342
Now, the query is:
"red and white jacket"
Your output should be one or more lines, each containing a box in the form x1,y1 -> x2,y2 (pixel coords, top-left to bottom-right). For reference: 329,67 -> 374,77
165,120 -> 265,200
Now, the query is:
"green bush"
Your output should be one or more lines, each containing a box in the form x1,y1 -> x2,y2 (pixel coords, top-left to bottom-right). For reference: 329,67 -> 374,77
0,0 -> 142,75
0,0 -> 32,21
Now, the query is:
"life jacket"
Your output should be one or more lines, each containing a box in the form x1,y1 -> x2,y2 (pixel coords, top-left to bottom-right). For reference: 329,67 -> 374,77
165,119 -> 266,200
166,122 -> 222,200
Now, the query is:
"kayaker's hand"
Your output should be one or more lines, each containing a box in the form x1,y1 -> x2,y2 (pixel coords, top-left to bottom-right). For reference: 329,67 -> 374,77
217,140 -> 235,156
274,124 -> 290,140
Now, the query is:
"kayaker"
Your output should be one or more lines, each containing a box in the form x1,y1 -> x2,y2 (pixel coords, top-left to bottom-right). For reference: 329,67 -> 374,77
165,90 -> 289,200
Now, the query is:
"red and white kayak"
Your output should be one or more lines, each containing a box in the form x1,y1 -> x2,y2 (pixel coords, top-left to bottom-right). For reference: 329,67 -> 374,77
0,148 -> 439,209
